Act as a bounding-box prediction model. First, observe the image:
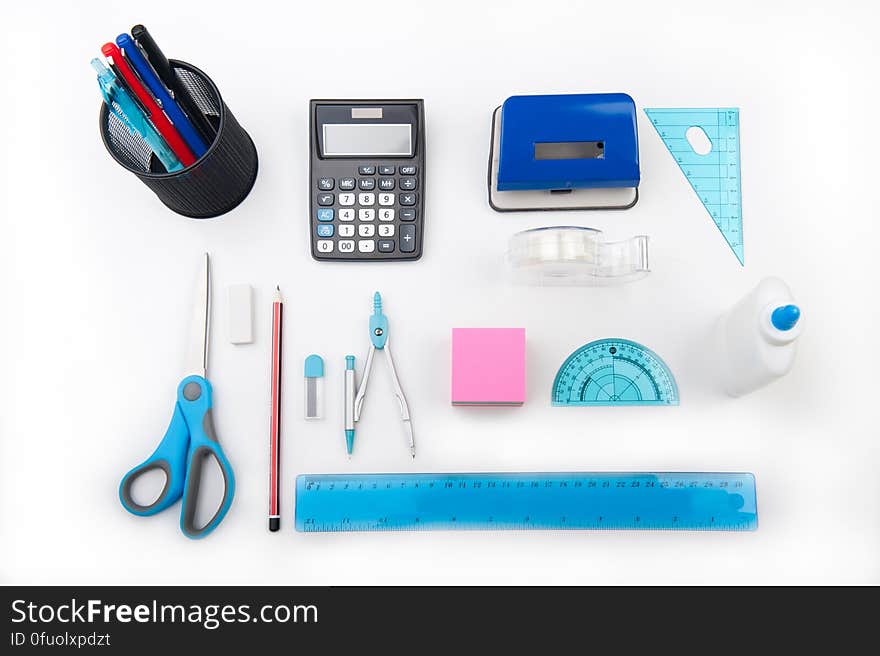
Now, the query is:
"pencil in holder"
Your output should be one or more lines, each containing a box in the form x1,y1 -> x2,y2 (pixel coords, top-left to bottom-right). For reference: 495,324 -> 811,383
99,60 -> 258,219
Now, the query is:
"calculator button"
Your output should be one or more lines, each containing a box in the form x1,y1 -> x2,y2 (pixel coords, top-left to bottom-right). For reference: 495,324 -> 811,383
358,165 -> 376,175
339,208 -> 355,221
358,240 -> 376,253
339,224 -> 355,237
358,193 -> 376,206
358,224 -> 376,237
338,240 -> 355,253
318,178 -> 334,190
378,239 -> 395,253
400,192 -> 417,206
378,193 -> 395,206
378,224 -> 395,237
338,177 -> 356,190
379,178 -> 395,190
399,225 -> 417,253
317,224 -> 335,238
358,178 -> 376,190
378,208 -> 395,222
399,165 -> 417,175
316,240 -> 334,253
379,165 -> 395,175
358,209 -> 376,221
399,177 -> 417,191
317,193 -> 335,206
316,208 -> 334,222
339,193 -> 356,206
400,208 -> 417,221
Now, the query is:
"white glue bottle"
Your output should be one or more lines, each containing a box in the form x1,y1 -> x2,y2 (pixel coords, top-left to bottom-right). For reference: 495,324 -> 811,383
716,277 -> 802,397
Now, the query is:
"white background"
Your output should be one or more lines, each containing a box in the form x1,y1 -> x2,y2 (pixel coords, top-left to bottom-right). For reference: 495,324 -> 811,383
2,0 -> 878,585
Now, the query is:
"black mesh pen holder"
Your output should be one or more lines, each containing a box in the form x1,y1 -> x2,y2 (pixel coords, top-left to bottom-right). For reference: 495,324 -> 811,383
99,60 -> 258,219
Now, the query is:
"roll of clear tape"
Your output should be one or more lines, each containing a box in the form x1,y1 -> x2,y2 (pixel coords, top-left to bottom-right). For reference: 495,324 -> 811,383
507,226 -> 649,286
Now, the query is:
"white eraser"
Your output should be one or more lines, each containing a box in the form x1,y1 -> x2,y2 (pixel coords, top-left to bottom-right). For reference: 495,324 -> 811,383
227,284 -> 253,345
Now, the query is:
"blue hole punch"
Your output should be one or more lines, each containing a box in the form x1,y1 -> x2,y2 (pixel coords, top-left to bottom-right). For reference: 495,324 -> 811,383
489,93 -> 640,212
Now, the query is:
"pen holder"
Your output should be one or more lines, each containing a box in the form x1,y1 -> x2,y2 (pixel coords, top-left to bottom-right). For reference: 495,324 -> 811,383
98,60 -> 258,219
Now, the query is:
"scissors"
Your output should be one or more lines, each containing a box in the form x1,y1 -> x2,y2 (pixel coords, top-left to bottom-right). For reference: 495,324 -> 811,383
119,254 -> 235,539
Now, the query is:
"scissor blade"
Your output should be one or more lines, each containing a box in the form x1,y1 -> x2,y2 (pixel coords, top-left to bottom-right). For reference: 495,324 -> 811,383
183,253 -> 210,379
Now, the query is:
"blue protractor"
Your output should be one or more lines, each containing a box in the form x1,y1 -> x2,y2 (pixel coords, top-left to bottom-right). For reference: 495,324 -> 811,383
552,338 -> 679,406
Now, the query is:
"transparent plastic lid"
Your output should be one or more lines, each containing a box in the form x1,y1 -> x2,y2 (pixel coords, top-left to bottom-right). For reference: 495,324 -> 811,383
507,226 -> 649,286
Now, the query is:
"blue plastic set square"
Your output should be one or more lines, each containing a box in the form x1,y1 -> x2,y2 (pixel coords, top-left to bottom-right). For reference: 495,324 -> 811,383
643,108 -> 743,264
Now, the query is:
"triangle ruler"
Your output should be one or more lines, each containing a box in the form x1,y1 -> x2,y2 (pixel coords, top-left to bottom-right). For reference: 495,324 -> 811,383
644,108 -> 743,265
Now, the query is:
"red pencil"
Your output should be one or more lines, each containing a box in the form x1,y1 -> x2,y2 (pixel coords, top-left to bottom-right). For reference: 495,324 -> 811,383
268,286 -> 283,532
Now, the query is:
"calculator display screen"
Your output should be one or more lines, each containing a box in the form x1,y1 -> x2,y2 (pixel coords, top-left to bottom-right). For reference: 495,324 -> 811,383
322,124 -> 413,157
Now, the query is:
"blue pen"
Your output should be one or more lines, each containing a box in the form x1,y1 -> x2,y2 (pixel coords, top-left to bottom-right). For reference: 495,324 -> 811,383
92,58 -> 183,173
116,33 -> 208,158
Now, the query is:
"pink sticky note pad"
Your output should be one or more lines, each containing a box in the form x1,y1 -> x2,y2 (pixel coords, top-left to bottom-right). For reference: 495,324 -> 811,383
452,328 -> 525,406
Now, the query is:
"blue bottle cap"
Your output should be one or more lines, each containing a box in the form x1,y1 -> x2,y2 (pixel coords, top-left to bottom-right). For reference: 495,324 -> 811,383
304,354 -> 324,378
771,305 -> 800,331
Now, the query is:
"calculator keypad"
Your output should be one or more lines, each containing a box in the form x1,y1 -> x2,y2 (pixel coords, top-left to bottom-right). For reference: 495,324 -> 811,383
311,164 -> 422,260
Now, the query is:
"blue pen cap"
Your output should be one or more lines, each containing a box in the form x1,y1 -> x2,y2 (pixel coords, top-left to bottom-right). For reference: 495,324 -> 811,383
304,354 -> 325,378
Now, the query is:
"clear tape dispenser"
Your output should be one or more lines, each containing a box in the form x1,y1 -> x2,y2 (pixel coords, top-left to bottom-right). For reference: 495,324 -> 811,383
507,226 -> 649,286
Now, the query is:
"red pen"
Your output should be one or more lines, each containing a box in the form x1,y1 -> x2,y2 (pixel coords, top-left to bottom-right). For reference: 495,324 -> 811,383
268,287 -> 283,532
101,42 -> 197,167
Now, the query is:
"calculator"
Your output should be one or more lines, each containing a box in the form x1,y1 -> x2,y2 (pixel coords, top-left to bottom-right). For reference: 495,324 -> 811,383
309,100 -> 425,261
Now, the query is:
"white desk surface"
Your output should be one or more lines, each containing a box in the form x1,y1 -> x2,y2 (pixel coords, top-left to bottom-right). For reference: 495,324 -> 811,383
2,0 -> 878,585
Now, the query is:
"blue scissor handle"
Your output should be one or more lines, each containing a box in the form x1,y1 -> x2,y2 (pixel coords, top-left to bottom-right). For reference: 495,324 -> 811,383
119,390 -> 190,516
119,375 -> 235,539
175,376 -> 236,539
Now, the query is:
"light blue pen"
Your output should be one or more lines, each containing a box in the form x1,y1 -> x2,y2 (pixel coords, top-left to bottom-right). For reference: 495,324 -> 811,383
91,58 -> 183,173
344,355 -> 356,457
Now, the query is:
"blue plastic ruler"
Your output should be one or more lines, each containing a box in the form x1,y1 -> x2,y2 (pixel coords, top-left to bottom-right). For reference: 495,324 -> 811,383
295,472 -> 757,532
552,339 -> 679,406
644,108 -> 743,265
